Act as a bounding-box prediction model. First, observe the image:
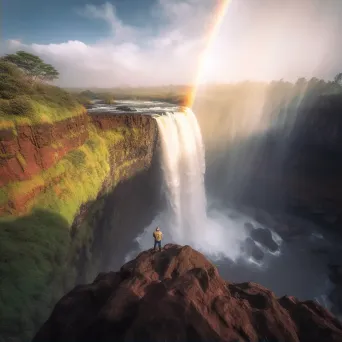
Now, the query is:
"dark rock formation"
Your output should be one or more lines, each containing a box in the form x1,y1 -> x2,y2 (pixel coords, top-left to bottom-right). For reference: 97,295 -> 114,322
33,244 -> 342,342
329,265 -> 342,316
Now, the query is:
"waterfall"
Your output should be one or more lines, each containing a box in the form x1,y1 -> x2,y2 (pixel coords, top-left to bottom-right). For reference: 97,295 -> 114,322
155,109 -> 207,243
128,108 -> 248,261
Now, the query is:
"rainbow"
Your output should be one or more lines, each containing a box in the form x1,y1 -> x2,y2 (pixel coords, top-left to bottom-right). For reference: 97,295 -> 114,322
185,0 -> 232,108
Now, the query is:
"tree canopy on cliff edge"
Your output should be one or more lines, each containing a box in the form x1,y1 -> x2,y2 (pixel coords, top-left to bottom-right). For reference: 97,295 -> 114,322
2,51 -> 59,83
0,53 -> 83,126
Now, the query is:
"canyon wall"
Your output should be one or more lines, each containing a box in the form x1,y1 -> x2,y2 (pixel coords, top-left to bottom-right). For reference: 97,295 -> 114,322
239,108 -> 342,232
0,112 -> 161,342
196,94 -> 342,234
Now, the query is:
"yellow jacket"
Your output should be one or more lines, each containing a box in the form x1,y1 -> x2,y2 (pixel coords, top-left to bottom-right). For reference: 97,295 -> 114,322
153,231 -> 163,241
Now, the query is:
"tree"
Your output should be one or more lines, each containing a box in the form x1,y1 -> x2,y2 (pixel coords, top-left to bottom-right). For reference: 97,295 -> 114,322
40,63 -> 59,82
334,73 -> 342,86
100,93 -> 115,104
2,50 -> 59,82
295,77 -> 307,88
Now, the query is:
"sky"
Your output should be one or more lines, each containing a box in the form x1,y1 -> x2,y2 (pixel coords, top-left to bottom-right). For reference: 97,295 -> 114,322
2,0 -> 342,87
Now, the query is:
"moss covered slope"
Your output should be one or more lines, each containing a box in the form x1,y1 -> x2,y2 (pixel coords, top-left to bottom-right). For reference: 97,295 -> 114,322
0,120 -> 154,342
0,57 -> 158,342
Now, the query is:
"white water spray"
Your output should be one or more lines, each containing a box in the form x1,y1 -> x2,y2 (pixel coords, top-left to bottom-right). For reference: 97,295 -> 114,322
131,108 -> 249,261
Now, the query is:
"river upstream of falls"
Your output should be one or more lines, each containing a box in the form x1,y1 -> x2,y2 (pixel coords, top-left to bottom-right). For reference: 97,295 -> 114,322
90,100 -> 342,317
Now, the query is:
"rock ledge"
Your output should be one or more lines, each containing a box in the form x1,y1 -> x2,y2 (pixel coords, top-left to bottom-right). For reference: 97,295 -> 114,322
33,244 -> 342,342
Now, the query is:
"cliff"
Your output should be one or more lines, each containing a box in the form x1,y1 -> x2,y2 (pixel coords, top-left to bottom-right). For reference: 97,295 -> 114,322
33,244 -> 342,342
0,112 -> 161,342
0,113 -> 89,187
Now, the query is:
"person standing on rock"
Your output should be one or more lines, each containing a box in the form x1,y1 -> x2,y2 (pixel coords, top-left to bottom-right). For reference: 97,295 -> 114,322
153,227 -> 163,251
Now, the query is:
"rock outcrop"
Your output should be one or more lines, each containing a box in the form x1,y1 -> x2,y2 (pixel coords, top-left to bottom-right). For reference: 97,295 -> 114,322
33,244 -> 342,342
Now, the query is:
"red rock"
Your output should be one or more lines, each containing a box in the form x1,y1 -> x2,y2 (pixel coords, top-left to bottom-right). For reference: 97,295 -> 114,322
0,113 -> 156,188
33,244 -> 342,342
0,114 -> 89,186
1,138 -> 20,156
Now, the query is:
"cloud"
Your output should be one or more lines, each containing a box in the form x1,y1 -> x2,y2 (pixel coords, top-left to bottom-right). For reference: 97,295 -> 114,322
4,0 -> 342,87
5,0 -> 217,87
78,2 -> 139,43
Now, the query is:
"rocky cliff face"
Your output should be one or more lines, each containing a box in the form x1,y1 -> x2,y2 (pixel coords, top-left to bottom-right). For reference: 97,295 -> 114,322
33,244 -> 342,342
70,114 -> 163,284
0,112 -> 162,342
0,114 -> 89,187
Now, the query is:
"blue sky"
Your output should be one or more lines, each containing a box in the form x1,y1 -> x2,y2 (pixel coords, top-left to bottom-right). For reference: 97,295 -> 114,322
3,0 -> 156,44
2,0 -> 342,87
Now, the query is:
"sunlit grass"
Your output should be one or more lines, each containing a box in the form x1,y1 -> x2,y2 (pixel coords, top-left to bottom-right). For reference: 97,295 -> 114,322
0,60 -> 86,129
0,99 -> 85,129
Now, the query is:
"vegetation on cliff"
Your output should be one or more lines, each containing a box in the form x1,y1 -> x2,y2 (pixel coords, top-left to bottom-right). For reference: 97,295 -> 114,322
2,51 -> 59,83
0,113 -> 151,342
0,53 -> 155,342
0,126 -> 106,340
0,52 -> 84,128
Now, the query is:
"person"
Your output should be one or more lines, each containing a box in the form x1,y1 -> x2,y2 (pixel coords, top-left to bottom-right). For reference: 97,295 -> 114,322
153,226 -> 163,251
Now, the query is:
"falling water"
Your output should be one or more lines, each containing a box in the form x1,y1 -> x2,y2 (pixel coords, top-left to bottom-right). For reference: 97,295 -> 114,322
131,108 -> 248,261
155,109 -> 207,243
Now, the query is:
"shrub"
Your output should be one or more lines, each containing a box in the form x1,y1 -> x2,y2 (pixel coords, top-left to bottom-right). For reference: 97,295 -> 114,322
64,149 -> 86,167
0,72 -> 32,100
9,96 -> 34,116
0,60 -> 24,78
76,95 -> 92,106
0,99 -> 10,115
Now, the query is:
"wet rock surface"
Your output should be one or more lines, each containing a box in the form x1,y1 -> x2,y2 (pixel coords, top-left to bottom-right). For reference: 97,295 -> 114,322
33,244 -> 342,342
240,207 -> 342,317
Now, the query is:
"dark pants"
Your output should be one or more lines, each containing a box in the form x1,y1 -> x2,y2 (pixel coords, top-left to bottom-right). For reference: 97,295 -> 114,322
154,240 -> 162,251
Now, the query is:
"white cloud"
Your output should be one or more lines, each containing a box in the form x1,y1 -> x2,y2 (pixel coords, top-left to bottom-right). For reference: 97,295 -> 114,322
4,0 -> 342,87
78,2 -> 139,43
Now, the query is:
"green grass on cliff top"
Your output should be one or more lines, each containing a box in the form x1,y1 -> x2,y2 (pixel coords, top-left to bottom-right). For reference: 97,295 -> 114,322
0,61 -> 84,129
